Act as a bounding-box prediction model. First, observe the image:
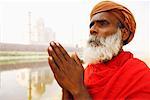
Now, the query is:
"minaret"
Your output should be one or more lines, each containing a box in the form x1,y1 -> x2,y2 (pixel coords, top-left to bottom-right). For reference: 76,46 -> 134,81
0,25 -> 1,43
28,11 -> 32,43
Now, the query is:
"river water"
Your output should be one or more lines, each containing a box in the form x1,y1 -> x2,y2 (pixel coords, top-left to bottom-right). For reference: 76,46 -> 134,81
0,64 -> 62,100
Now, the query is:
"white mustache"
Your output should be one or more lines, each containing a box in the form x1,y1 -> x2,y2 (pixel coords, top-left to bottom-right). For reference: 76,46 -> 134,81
88,35 -> 102,47
87,35 -> 107,47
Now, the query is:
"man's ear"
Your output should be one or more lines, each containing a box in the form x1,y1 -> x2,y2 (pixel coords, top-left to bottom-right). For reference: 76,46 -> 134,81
121,28 -> 129,41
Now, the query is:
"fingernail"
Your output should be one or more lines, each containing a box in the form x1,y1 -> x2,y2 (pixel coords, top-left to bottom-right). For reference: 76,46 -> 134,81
50,41 -> 55,46
56,42 -> 59,46
49,47 -> 52,51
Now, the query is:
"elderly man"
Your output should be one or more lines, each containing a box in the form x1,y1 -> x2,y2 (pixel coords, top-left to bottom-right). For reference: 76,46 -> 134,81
47,1 -> 150,100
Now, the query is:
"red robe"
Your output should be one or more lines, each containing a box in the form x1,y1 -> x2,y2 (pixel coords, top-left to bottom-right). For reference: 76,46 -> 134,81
84,50 -> 150,99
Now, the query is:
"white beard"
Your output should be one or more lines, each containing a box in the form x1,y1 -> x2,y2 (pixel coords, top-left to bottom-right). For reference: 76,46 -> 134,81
82,28 -> 123,64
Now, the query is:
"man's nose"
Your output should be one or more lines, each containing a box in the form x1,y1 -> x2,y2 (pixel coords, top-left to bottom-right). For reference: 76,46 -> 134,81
90,24 -> 98,35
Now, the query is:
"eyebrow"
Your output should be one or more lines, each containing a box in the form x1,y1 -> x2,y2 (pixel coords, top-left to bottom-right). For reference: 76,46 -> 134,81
91,18 -> 109,23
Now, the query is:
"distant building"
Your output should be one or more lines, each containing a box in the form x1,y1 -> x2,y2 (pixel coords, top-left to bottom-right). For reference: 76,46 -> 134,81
31,18 -> 55,45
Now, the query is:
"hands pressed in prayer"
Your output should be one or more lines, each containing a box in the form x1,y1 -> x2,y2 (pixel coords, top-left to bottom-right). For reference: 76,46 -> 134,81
47,41 -> 91,100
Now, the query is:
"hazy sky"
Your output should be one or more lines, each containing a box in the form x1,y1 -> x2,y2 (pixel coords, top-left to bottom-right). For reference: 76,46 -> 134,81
0,0 -> 150,57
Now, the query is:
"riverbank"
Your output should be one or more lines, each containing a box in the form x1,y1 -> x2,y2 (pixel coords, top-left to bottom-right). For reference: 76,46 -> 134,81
0,51 -> 47,65
0,61 -> 48,71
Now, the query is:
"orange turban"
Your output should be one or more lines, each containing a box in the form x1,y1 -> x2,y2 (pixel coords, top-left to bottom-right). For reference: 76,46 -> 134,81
90,1 -> 136,45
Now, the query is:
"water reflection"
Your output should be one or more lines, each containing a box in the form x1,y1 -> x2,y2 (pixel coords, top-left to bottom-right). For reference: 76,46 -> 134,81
0,65 -> 62,100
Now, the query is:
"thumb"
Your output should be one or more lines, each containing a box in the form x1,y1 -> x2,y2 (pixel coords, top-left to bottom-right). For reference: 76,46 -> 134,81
71,52 -> 82,66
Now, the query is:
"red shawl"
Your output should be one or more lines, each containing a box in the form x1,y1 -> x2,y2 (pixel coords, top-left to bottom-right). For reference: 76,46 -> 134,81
84,50 -> 150,99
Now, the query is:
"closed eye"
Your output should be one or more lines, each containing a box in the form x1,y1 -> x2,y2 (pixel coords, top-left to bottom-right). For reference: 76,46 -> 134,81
89,20 -> 109,28
97,20 -> 109,26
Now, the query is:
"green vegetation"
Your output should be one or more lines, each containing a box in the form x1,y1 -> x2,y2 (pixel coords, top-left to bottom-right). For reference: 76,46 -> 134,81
0,51 -> 48,65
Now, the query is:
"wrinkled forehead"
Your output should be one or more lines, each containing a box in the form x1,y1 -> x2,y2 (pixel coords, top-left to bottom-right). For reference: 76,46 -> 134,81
90,12 -> 119,24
